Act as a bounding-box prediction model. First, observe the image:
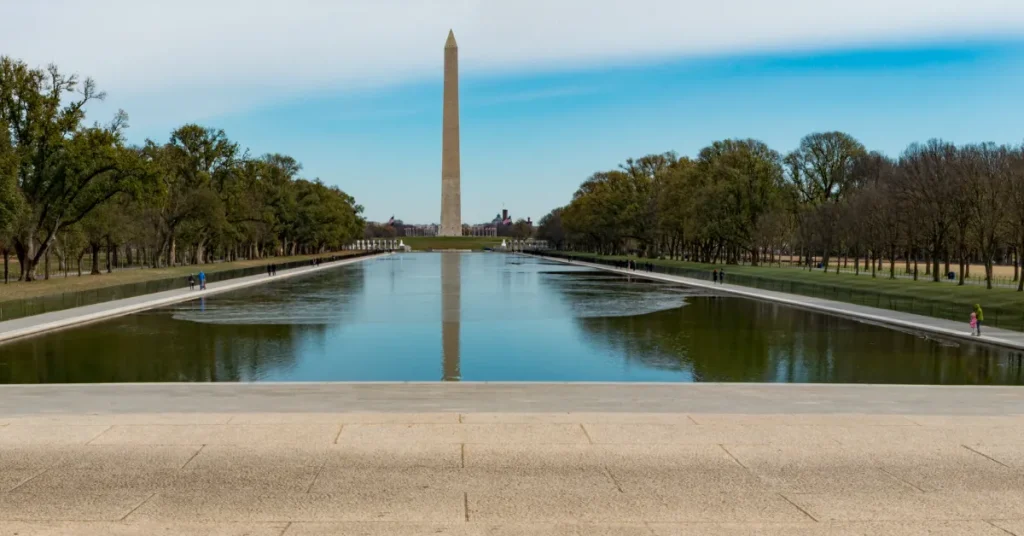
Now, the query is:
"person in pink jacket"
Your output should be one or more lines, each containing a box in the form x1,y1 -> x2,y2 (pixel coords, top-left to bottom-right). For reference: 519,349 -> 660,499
970,312 -> 978,336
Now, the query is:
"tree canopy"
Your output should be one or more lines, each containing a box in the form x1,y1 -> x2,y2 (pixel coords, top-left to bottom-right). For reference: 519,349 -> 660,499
0,57 -> 365,281
546,133 -> 1024,290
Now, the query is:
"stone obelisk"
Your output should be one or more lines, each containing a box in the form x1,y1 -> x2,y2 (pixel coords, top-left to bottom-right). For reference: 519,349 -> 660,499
440,29 -> 461,236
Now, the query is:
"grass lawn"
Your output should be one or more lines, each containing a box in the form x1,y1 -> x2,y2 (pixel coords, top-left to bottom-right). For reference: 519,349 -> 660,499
552,252 -> 1024,331
401,236 -> 506,251
0,251 -> 360,303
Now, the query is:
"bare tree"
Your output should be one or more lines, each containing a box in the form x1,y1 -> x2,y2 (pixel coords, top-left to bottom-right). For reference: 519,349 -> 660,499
898,140 -> 958,282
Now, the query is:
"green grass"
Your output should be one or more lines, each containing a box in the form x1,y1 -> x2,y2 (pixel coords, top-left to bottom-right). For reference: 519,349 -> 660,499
551,252 -> 1024,332
400,236 -> 506,251
0,251 -> 360,303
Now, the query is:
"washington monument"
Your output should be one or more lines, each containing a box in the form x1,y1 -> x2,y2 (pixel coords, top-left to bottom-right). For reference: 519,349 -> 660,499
440,29 -> 461,236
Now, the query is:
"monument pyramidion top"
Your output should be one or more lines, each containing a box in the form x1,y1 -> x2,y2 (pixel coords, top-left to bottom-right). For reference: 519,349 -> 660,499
445,29 -> 458,49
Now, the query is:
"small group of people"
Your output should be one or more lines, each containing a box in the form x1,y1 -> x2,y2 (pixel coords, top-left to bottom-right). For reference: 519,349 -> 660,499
187,271 -> 206,291
266,264 -> 278,276
969,303 -> 984,336
711,268 -> 725,284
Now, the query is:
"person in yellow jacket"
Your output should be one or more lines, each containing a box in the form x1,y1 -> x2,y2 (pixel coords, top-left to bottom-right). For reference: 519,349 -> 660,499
974,304 -> 984,336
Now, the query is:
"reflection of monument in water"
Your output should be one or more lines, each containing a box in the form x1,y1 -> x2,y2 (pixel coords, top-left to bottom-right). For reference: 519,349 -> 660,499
441,252 -> 461,380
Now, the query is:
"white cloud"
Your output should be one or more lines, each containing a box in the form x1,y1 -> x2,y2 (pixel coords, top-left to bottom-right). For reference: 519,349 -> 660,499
467,86 -> 604,107
3,0 -> 1023,126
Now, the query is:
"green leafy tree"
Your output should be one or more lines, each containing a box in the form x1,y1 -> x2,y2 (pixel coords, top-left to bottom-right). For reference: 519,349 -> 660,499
1,57 -> 152,280
785,132 -> 867,270
536,207 -> 566,249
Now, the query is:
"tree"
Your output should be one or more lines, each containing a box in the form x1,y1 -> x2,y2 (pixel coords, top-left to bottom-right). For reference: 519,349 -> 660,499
537,207 -> 566,249
146,124 -> 239,267
1007,146 -> 1024,291
694,140 -> 784,265
511,218 -> 533,240
1,57 -> 154,280
785,132 -> 867,270
0,111 -> 23,283
898,140 -> 958,282
966,143 -> 1011,289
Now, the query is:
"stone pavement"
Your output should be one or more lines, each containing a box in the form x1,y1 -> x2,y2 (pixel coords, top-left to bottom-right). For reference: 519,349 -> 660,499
0,253 -> 388,345
2,384 -> 1024,534
541,255 -> 1024,351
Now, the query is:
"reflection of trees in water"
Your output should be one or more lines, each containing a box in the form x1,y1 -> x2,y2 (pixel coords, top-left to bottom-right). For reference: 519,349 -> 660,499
572,294 -> 1024,385
0,317 -> 322,383
0,265 -> 366,384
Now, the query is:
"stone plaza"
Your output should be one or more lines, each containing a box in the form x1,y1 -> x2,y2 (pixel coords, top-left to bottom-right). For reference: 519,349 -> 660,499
1,383 -> 1024,535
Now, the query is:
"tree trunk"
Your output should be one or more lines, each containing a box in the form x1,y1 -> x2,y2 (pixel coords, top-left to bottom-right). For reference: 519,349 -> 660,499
90,243 -> 102,275
15,236 -> 35,281
870,252 -> 877,278
1018,238 -> 1024,291
154,235 -> 168,268
106,242 -> 112,274
2,248 -> 8,284
77,252 -> 84,277
44,250 -> 50,280
889,246 -> 896,279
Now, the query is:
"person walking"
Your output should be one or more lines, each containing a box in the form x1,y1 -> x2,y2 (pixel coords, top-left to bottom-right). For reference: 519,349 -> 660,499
974,304 -> 984,336
188,274 -> 196,291
719,268 -> 725,285
970,311 -> 978,336
712,269 -> 718,284
267,264 -> 272,277
198,271 -> 206,290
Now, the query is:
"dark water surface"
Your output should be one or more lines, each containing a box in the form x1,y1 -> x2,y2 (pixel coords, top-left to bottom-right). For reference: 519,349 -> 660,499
2,253 -> 1023,384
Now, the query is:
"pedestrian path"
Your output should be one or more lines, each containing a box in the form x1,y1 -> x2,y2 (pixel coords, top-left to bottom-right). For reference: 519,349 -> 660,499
0,253 -> 388,344
1,383 -> 1023,534
540,255 -> 1024,351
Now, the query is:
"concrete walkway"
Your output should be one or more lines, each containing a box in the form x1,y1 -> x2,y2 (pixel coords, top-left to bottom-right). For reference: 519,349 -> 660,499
540,255 -> 1024,351
1,383 -> 1023,535
0,253 -> 388,344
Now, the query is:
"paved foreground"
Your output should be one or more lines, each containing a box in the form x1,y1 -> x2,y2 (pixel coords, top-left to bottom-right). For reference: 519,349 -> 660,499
539,255 -> 1024,351
2,384 -> 1024,535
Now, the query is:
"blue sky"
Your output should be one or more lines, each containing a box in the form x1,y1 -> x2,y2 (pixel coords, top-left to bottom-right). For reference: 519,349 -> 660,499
208,40 -> 1024,224
3,1 -> 1024,224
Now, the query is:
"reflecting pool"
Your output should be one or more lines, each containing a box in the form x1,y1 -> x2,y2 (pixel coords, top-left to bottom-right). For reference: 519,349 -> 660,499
2,253 -> 1022,384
